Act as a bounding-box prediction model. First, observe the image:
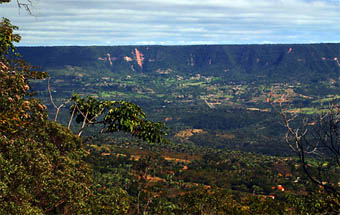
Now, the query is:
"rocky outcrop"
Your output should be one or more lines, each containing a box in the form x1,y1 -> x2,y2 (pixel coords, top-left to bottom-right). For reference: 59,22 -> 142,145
334,57 -> 340,67
134,48 -> 144,69
100,49 -> 144,69
98,53 -> 114,66
107,53 -> 113,66
287,48 -> 293,54
321,56 -> 340,67
18,43 -> 340,80
124,56 -> 132,62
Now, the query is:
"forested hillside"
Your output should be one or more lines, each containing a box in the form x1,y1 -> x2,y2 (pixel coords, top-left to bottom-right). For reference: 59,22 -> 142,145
2,19 -> 340,215
2,0 -> 340,213
19,44 -> 340,82
19,44 -> 340,155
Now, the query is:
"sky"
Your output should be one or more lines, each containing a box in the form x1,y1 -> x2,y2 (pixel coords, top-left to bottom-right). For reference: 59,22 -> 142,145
1,0 -> 340,46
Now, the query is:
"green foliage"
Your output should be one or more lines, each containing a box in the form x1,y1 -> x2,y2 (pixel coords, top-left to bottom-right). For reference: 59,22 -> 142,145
20,43 -> 340,155
173,188 -> 289,215
70,93 -> 168,143
0,17 -> 169,214
0,124 -> 92,214
2,12 -> 340,215
89,186 -> 131,215
84,139 -> 340,215
285,192 -> 340,214
0,19 -> 93,213
0,17 -> 21,59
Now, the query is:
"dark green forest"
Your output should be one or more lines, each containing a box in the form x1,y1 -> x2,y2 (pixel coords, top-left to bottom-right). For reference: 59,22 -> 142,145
19,43 -> 340,155
1,5 -> 340,214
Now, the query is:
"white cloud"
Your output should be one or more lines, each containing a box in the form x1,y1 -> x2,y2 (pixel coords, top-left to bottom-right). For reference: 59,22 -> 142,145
1,0 -> 340,45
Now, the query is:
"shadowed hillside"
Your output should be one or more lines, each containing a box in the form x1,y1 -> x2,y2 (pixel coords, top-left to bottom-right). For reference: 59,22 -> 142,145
19,44 -> 340,82
17,44 -> 340,155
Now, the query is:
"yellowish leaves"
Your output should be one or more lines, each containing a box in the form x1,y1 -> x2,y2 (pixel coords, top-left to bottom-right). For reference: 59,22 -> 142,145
0,61 -> 7,70
37,104 -> 46,110
22,113 -> 29,119
23,84 -> 29,91
22,100 -> 30,109
241,205 -> 250,211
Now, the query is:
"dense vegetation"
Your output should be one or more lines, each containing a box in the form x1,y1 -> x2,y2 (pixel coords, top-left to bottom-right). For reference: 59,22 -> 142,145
20,43 -> 340,155
0,18 -> 166,214
1,3 -> 340,213
0,18 -> 92,214
84,138 -> 340,214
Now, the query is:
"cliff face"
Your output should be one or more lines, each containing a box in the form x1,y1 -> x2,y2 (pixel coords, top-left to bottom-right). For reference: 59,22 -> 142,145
98,48 -> 145,68
18,44 -> 340,81
134,48 -> 144,68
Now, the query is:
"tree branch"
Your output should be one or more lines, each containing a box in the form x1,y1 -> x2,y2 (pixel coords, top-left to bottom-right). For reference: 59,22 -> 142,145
48,78 -> 71,122
16,0 -> 33,15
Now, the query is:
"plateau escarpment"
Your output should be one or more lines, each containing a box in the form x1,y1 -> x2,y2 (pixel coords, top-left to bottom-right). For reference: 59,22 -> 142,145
17,44 -> 340,155
18,44 -> 340,82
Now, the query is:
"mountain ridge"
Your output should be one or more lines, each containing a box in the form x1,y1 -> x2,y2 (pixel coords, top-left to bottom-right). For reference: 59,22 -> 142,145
18,43 -> 340,83
17,43 -> 340,155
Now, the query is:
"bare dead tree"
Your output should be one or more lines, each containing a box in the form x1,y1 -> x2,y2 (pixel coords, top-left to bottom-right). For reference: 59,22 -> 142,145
68,101 -> 107,137
279,101 -> 340,201
47,79 -> 93,136
47,78 -> 71,122
0,0 -> 36,16
48,92 -> 100,137
135,157 -> 156,215
16,0 -> 33,15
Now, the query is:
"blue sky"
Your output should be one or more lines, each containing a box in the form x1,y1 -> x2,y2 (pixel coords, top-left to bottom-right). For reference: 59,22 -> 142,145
1,0 -> 340,46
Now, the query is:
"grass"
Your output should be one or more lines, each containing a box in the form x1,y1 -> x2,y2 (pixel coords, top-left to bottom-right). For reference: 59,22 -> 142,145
182,81 -> 205,87
312,95 -> 340,104
100,91 -> 129,99
287,107 -> 329,115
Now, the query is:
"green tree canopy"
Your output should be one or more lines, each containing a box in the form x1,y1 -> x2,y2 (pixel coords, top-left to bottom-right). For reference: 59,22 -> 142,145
68,94 -> 167,143
0,17 -> 167,214
0,18 -> 94,214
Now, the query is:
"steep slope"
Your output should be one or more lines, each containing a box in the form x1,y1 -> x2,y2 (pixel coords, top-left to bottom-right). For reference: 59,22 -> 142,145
17,44 -> 340,155
18,44 -> 340,82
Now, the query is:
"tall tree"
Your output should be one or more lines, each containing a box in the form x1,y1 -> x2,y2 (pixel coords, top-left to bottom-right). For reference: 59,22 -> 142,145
0,17 -> 95,214
0,14 -> 167,215
281,104 -> 340,212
